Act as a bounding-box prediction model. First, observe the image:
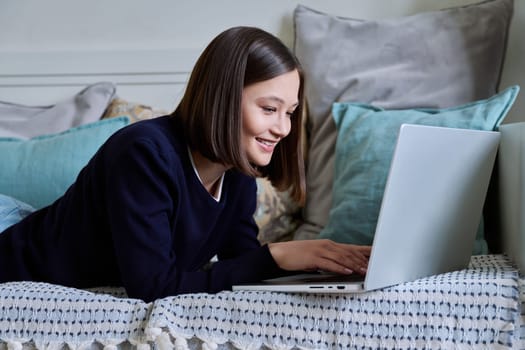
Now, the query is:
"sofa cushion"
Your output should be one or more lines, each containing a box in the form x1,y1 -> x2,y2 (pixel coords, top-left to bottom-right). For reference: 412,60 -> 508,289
0,82 -> 116,139
293,0 -> 514,239
318,86 -> 519,255
0,117 -> 129,209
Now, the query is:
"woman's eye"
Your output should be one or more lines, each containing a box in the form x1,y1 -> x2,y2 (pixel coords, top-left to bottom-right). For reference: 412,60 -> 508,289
286,111 -> 295,118
262,106 -> 277,113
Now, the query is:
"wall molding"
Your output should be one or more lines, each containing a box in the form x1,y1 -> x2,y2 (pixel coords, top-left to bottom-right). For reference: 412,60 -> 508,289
0,49 -> 201,109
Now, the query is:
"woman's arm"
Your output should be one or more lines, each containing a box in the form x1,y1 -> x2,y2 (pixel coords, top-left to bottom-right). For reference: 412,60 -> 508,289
216,176 -> 371,279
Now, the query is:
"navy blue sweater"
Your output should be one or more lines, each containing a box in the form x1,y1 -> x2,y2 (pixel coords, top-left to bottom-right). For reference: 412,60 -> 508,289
0,116 -> 283,301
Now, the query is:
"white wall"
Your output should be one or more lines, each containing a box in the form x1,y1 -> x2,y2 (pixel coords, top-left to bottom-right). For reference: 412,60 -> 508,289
0,0 -> 523,122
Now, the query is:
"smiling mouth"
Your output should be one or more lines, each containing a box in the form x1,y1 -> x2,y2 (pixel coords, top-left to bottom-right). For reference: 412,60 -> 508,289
256,137 -> 278,152
256,137 -> 277,146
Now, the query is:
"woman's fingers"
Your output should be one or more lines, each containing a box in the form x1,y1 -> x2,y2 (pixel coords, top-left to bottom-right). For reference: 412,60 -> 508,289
314,258 -> 355,275
268,240 -> 372,275
319,240 -> 370,273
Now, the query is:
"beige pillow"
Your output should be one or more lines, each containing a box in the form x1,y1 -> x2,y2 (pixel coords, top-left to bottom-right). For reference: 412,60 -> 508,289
102,98 -> 169,122
254,178 -> 301,245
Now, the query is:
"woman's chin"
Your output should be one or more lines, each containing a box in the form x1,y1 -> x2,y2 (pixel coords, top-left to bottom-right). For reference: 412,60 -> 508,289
251,158 -> 272,167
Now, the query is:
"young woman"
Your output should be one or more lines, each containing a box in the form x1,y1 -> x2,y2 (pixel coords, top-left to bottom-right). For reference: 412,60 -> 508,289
0,27 -> 371,302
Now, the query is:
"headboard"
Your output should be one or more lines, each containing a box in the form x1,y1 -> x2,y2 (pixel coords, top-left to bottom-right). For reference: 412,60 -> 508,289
0,49 -> 201,111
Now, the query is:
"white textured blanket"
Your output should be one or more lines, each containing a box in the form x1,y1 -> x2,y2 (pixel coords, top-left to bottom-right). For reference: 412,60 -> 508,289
147,255 -> 520,349
0,255 -> 522,350
0,283 -> 149,349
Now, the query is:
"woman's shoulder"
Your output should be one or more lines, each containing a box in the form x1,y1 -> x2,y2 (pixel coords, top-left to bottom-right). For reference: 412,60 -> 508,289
106,116 -> 183,152
94,116 -> 188,174
114,115 -> 176,139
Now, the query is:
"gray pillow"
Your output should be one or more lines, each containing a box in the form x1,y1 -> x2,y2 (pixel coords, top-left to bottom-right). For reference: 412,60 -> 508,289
0,82 -> 116,139
293,0 -> 514,239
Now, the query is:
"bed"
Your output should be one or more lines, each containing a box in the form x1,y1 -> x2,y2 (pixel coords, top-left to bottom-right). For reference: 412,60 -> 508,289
1,1 -> 525,349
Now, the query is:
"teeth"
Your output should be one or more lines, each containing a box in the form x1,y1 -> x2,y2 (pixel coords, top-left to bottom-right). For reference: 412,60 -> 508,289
257,138 -> 274,146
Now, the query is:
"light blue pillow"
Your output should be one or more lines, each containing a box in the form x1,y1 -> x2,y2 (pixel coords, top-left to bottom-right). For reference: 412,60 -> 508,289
0,116 -> 130,209
0,194 -> 35,233
318,86 -> 519,255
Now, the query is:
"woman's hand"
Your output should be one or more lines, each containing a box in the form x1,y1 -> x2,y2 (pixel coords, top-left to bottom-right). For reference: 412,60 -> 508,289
268,239 -> 372,275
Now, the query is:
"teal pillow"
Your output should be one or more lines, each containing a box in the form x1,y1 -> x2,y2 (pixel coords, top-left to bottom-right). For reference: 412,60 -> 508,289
0,117 -> 130,209
318,86 -> 519,255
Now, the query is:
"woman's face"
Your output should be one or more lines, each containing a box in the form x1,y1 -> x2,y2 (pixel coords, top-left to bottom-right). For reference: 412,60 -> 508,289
241,69 -> 300,167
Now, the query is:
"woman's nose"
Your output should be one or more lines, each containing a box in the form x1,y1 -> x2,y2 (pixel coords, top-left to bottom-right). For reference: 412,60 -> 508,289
271,113 -> 291,137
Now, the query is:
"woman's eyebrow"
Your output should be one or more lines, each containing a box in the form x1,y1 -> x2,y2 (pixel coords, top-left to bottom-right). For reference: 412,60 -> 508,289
260,96 -> 299,108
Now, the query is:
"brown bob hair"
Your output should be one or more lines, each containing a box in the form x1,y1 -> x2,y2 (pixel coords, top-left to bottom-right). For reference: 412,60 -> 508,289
174,26 -> 306,205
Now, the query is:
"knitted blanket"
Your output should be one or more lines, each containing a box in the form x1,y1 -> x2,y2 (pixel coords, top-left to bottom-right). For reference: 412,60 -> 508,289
0,255 -> 521,350
146,255 -> 520,349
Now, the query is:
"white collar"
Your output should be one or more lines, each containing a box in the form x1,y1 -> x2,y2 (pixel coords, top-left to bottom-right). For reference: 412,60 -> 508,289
187,147 -> 224,202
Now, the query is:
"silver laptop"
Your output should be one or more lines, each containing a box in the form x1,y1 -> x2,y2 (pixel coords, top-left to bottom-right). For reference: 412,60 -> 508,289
233,124 -> 501,293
